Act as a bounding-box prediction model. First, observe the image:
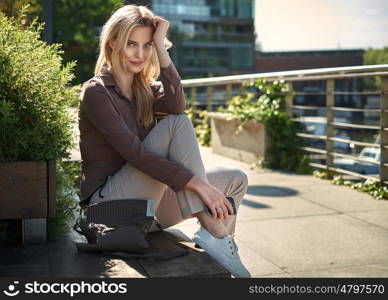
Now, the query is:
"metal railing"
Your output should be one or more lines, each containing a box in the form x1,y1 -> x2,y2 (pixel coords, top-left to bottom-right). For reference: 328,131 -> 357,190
181,64 -> 388,183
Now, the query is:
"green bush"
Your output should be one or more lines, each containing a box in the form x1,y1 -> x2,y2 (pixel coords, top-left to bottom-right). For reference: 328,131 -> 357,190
313,170 -> 388,200
185,97 -> 211,146
0,7 -> 79,243
217,78 -> 311,173
0,7 -> 78,162
48,160 -> 80,241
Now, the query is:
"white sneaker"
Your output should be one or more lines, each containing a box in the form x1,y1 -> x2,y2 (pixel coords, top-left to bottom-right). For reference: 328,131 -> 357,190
193,226 -> 251,278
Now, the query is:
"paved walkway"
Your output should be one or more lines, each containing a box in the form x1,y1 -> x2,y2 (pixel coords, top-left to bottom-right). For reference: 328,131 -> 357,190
171,146 -> 388,278
3,145 -> 387,278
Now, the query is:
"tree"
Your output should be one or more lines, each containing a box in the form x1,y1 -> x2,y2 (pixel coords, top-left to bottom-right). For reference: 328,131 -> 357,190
364,47 -> 388,65
0,0 -> 38,17
2,1 -> 124,84
0,0 -> 41,26
51,0 -> 123,85
363,47 -> 388,90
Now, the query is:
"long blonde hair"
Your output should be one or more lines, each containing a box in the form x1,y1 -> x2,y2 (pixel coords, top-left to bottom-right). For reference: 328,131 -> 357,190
95,5 -> 173,128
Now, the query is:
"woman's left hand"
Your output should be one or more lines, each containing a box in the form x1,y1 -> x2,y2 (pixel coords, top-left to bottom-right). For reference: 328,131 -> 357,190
152,16 -> 169,46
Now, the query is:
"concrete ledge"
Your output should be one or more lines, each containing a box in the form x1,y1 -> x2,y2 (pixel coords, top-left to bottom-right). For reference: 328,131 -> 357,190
208,112 -> 267,164
0,227 -> 231,278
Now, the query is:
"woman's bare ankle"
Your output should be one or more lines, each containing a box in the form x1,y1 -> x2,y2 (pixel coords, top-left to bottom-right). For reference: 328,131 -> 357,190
194,211 -> 228,238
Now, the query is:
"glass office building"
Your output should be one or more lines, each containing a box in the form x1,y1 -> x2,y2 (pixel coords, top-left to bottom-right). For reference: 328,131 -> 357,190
127,0 -> 256,78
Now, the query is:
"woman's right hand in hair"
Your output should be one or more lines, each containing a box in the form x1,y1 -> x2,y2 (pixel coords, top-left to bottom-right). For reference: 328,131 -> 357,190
152,16 -> 169,46
185,176 -> 234,219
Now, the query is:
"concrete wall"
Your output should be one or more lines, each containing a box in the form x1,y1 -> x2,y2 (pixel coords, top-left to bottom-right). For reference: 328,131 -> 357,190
208,112 -> 267,164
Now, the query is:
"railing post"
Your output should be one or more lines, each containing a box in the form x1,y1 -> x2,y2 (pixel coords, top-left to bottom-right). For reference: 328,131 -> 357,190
190,86 -> 196,108
206,85 -> 213,111
226,83 -> 232,102
238,83 -> 245,95
285,81 -> 293,118
380,76 -> 388,183
326,79 -> 335,172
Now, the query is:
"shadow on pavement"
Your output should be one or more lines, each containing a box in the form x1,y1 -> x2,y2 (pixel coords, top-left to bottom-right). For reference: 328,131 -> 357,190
241,199 -> 271,209
246,185 -> 298,197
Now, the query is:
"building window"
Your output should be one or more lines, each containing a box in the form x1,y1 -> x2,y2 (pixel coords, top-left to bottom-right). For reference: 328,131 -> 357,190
237,0 -> 252,18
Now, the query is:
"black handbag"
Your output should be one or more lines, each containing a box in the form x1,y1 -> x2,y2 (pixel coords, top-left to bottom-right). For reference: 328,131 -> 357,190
73,198 -> 190,260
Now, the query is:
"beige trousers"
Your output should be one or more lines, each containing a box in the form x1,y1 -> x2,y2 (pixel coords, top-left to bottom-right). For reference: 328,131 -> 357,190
90,114 -> 248,235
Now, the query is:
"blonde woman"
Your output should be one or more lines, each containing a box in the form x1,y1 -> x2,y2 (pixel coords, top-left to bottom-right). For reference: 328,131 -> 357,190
78,4 -> 250,278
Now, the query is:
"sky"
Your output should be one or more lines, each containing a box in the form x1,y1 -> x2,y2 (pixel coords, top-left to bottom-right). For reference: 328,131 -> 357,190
254,0 -> 388,51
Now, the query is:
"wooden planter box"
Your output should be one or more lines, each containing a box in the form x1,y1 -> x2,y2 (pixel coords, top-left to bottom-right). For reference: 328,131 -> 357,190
0,160 -> 56,244
207,112 -> 268,164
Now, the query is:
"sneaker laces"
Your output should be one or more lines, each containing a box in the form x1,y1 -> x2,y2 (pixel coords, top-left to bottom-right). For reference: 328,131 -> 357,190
196,224 -> 239,254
